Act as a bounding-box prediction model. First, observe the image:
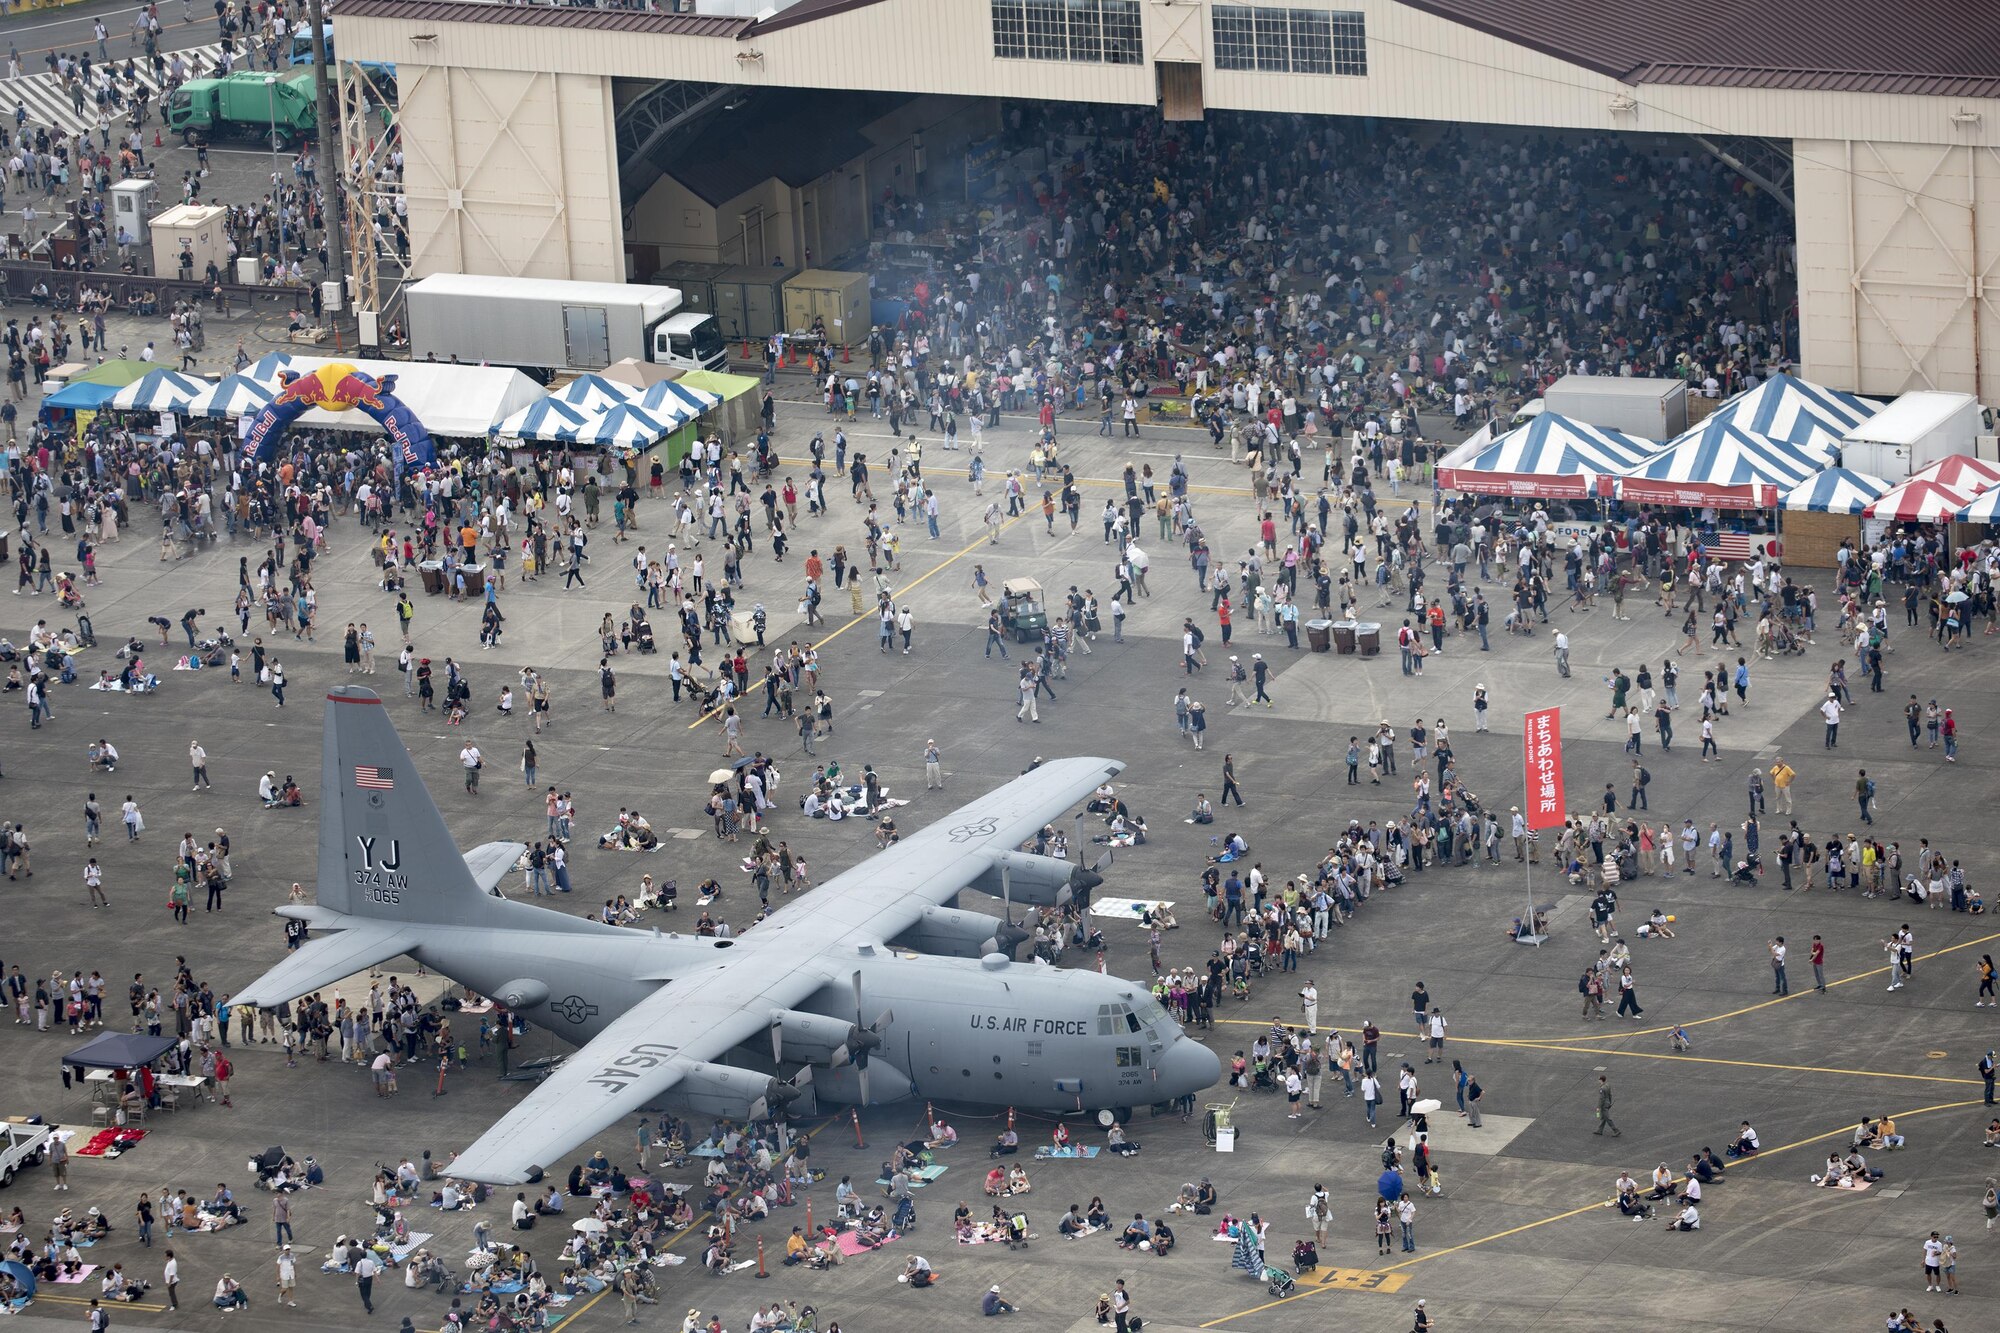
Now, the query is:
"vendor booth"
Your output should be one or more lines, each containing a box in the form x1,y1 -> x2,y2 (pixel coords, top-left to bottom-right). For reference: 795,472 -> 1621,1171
1435,413 -> 1656,498
1776,467 -> 1891,567
1696,371 -> 1884,455
1617,419 -> 1827,509
245,353 -> 546,438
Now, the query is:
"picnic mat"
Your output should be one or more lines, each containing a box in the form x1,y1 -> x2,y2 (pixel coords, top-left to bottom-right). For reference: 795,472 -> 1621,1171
51,1265 -> 98,1283
1033,1146 -> 1101,1160
832,1229 -> 900,1257
388,1233 -> 433,1263
1089,897 -> 1171,922
873,1165 -> 948,1188
72,1128 -> 146,1157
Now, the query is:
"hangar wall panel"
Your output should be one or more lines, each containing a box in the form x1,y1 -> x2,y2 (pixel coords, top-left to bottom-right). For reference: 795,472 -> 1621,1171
1796,139 -> 2000,401
394,63 -> 624,282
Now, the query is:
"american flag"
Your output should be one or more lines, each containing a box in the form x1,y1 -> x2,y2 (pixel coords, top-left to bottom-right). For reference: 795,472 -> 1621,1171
354,765 -> 395,790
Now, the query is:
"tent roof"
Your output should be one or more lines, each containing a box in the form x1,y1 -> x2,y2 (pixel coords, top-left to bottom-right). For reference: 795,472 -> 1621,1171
1697,371 -> 1883,454
494,398 -> 595,442
1625,420 -> 1825,487
676,369 -> 763,403
1910,454 -> 2000,492
1864,477 -> 1975,522
1780,467 -> 1890,514
599,358 -> 684,389
62,1031 -> 176,1070
186,373 -> 278,420
42,380 -> 126,410
1439,412 -> 1655,494
246,353 -> 546,437
109,368 -> 209,413
65,359 -> 154,387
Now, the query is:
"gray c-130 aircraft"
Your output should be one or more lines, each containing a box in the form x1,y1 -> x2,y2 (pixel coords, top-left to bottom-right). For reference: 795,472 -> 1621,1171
233,687 -> 1220,1184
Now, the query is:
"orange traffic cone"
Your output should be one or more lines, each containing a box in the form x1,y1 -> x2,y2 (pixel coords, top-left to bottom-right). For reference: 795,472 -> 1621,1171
153,130 -> 162,148
841,342 -> 851,363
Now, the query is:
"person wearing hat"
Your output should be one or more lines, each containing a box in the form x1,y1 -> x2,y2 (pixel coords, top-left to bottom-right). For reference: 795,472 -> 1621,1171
1412,1298 -> 1431,1333
275,1244 -> 296,1306
1227,655 -> 1250,708
981,1283 -> 1017,1316
924,740 -> 944,790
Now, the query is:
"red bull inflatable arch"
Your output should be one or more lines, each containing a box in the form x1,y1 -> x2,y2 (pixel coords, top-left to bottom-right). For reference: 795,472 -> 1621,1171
240,362 -> 438,473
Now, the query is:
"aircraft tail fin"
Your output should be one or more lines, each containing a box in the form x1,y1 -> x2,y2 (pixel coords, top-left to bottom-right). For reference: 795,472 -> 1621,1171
319,686 -> 504,926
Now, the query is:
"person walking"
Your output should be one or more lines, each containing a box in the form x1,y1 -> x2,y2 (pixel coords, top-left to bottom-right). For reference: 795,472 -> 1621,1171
163,1249 -> 179,1310
50,1133 -> 69,1189
1857,769 -> 1875,825
354,1249 -> 379,1313
188,741 -> 211,791
1360,1071 -> 1382,1127
461,742 -> 483,794
1770,757 -> 1795,813
1220,754 -> 1244,806
275,1245 -> 297,1306
273,1192 -> 293,1246
1615,968 -> 1644,1019
1978,1049 -> 1995,1106
1822,692 -> 1843,747
1595,1074 -> 1622,1136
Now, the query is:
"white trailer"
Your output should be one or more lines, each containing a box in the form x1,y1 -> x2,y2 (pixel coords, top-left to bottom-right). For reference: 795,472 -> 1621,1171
404,274 -> 728,379
1839,391 -> 1988,480
1542,375 -> 1688,442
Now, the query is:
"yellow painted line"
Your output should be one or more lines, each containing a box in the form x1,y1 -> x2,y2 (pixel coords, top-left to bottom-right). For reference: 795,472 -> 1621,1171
687,509 -> 1032,730
1311,1267 -> 1411,1293
35,1293 -> 167,1312
1198,1097 -> 1987,1327
1497,927 -> 2000,1044
1467,1038 -> 1988,1087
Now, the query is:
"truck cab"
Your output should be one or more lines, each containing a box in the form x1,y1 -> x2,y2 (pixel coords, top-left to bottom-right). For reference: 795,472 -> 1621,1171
0,1120 -> 54,1187
651,312 -> 728,373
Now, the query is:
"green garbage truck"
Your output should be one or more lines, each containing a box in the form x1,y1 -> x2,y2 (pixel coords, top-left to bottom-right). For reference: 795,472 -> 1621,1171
164,69 -> 318,150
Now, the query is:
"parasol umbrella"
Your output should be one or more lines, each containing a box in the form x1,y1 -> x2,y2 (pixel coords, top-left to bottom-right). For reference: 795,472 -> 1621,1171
1945,590 -> 1970,604
707,768 -> 737,785
1410,1098 -> 1443,1116
571,1218 -> 607,1233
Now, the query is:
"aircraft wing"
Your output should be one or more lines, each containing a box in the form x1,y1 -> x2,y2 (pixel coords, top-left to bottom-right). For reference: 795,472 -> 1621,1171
232,920 -> 420,1008
448,963 -> 826,1185
463,840 -> 527,898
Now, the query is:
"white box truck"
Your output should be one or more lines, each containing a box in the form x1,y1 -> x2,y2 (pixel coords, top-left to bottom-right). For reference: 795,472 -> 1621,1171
1542,375 -> 1688,441
404,274 -> 728,379
1839,390 -> 1987,480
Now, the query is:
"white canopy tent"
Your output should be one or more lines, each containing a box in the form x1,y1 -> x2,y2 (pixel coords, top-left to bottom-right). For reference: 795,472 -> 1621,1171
109,369 -> 208,414
185,373 -> 277,420
246,353 -> 546,437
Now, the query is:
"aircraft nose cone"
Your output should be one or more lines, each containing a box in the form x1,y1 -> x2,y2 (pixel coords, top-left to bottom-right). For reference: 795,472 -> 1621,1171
1071,867 -> 1105,894
1160,1038 -> 1222,1097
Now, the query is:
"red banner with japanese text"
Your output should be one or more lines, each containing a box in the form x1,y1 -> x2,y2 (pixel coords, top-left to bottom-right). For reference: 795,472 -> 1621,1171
1522,707 -> 1565,830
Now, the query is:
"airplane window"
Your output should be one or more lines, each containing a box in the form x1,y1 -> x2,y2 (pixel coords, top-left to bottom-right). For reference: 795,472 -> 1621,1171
1116,1046 -> 1142,1068
1132,995 -> 1170,1026
1124,1012 -> 1142,1033
1097,1017 -> 1116,1036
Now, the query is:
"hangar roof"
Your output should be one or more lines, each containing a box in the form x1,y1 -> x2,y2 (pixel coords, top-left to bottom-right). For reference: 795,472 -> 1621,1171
339,0 -> 752,38
1393,0 -> 2000,98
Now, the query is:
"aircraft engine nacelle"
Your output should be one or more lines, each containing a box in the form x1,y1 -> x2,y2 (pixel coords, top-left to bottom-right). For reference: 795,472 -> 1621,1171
768,1009 -> 858,1066
893,905 -> 1028,960
495,979 -> 550,1010
965,850 -> 1101,907
674,1062 -> 799,1120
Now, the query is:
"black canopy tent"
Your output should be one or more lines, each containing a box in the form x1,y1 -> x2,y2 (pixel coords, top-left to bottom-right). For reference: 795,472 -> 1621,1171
61,1032 -> 176,1070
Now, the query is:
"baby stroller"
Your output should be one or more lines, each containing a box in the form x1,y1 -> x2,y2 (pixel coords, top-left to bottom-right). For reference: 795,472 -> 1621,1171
74,614 -> 96,648
1262,1263 -> 1296,1296
1291,1239 -> 1318,1273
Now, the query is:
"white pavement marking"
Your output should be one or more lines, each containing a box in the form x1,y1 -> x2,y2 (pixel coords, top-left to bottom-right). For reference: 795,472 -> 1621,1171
3,43 -> 223,139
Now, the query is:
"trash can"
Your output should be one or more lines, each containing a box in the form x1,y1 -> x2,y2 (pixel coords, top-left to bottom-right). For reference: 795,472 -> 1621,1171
460,564 -> 487,598
1306,618 -> 1333,653
730,611 -> 759,646
1356,621 -> 1382,657
1331,620 -> 1358,655
418,560 -> 444,595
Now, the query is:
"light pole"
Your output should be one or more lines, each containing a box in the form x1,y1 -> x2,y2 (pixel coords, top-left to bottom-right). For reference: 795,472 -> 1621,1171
264,74 -> 280,194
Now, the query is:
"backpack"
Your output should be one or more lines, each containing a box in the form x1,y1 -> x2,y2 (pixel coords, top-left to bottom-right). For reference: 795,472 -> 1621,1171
1638,768 -> 1651,787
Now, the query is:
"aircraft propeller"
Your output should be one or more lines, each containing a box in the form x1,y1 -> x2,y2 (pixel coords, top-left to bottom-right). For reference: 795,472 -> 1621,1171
985,861 -> 1033,959
831,970 -> 895,1106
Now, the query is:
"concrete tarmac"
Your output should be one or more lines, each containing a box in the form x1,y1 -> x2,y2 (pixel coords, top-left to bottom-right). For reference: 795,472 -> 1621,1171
0,385 -> 1995,1332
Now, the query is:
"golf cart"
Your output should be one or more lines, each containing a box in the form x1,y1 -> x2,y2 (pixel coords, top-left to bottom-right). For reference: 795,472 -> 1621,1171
998,578 -> 1048,643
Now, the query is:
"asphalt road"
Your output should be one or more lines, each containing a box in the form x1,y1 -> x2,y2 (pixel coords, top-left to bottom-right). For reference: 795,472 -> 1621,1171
4,0 -> 222,64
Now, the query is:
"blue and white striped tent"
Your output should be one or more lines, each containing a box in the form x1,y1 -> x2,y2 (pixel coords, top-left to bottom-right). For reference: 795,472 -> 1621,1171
185,373 -> 277,420
547,374 -> 639,414
493,398 -> 596,443
1619,418 -> 1828,507
1955,487 -> 2000,525
1779,466 -> 1891,514
108,368 -> 209,414
637,379 -> 722,421
1699,371 -> 1884,455
572,403 -> 677,450
1435,412 -> 1658,496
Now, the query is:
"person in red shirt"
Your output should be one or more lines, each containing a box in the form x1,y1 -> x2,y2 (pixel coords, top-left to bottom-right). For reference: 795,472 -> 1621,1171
1217,596 -> 1233,646
1810,935 -> 1827,992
